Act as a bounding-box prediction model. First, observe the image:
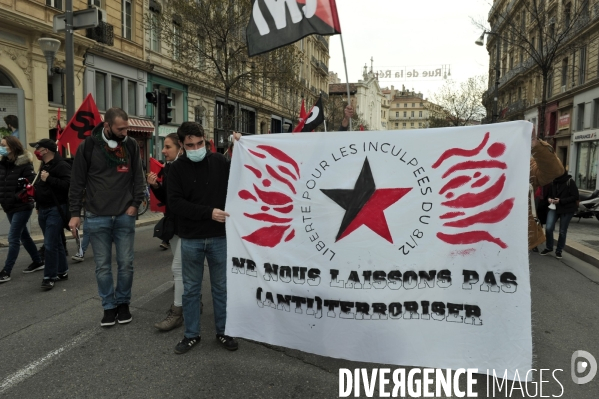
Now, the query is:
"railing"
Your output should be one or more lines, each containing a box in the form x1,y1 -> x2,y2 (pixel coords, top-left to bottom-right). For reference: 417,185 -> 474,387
504,99 -> 527,117
86,21 -> 114,46
315,35 -> 329,50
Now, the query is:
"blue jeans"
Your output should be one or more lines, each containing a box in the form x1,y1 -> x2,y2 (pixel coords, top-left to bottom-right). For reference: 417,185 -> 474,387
3,209 -> 41,274
181,236 -> 227,338
545,210 -> 574,253
38,205 -> 68,279
86,212 -> 136,310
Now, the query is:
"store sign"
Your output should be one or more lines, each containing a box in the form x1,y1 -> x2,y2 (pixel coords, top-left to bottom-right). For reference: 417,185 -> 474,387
558,114 -> 571,130
572,131 -> 598,142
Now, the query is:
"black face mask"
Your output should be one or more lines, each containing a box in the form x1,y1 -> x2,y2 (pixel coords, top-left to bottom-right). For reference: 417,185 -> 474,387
108,125 -> 126,143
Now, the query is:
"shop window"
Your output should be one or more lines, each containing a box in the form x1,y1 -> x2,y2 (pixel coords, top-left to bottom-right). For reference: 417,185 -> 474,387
127,81 -> 137,116
111,76 -> 123,109
577,103 -> 585,131
576,141 -> 598,190
239,108 -> 256,134
96,72 -> 107,111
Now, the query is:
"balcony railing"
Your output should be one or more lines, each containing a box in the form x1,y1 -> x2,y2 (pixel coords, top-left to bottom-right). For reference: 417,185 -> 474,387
86,21 -> 114,46
315,35 -> 329,50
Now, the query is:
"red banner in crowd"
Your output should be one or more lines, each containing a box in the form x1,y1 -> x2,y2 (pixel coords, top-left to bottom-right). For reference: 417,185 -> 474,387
57,93 -> 102,157
149,157 -> 166,213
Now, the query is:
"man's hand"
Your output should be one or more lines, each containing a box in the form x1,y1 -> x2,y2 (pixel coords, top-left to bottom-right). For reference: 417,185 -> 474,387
341,106 -> 354,127
212,208 -> 230,223
40,170 -> 49,182
232,131 -> 242,141
68,217 -> 81,238
126,206 -> 138,216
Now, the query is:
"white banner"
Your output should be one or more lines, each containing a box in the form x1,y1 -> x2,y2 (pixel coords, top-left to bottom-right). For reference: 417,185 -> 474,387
225,121 -> 532,379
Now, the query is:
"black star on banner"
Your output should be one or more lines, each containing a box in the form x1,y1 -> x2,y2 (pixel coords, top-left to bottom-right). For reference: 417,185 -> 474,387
321,158 -> 412,243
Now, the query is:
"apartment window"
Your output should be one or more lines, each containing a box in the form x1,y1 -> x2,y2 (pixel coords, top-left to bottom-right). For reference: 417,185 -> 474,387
127,81 -> 137,116
111,77 -> 123,109
411,111 -> 414,117
547,70 -> 554,98
579,46 -> 587,85
577,103 -> 585,131
412,103 -> 415,107
122,0 -> 132,40
197,36 -> 206,69
564,3 -> 571,28
46,0 -> 63,10
402,123 -> 406,127
95,72 -> 106,111
396,112 -> 399,117
419,123 -> 422,127
395,123 -> 398,127
403,111 -> 406,117
404,103 -> 407,108
173,22 -> 181,61
419,111 -> 422,117
239,108 -> 256,134
576,141 -> 598,190
411,122 -> 414,127
150,10 -> 161,52
561,58 -> 568,86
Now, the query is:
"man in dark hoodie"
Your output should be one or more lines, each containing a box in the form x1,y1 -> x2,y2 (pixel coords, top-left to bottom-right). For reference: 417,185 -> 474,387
68,107 -> 145,327
30,139 -> 70,290
167,122 -> 240,354
540,170 -> 580,259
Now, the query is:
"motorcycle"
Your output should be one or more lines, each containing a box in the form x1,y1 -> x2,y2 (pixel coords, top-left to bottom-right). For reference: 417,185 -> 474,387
573,189 -> 599,221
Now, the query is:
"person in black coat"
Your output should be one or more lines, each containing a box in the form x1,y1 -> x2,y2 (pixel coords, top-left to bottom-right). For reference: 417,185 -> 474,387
0,136 -> 44,283
31,139 -> 71,290
540,170 -> 580,259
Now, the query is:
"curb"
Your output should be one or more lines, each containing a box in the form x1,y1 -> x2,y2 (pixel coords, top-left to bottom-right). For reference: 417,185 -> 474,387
563,240 -> 599,269
0,215 -> 161,247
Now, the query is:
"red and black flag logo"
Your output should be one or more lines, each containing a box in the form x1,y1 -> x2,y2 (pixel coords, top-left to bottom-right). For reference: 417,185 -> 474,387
247,0 -> 341,57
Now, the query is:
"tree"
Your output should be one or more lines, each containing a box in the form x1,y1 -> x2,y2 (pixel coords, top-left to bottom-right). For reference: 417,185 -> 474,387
150,0 -> 302,133
428,76 -> 487,126
475,0 -> 592,137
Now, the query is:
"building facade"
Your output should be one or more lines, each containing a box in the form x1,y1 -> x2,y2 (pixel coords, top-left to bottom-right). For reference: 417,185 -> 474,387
382,85 -> 444,130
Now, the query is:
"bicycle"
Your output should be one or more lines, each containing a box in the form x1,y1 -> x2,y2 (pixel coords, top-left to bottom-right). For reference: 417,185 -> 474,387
138,185 -> 150,216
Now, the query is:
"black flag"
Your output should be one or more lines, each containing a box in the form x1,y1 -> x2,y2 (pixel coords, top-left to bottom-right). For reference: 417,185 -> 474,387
247,0 -> 341,57
301,96 -> 325,132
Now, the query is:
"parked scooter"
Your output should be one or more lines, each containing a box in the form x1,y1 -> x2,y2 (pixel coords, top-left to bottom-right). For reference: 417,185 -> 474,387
573,189 -> 599,221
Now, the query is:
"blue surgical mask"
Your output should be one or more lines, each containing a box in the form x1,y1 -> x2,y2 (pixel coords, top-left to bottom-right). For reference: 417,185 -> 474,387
0,146 -> 8,156
187,147 -> 206,163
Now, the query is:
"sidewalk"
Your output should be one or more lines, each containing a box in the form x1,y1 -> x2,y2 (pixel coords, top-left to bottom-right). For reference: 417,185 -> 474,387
0,210 -> 163,247
551,216 -> 599,269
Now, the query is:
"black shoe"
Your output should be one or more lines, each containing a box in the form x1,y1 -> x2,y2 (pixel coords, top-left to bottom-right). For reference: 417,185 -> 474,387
116,303 -> 132,324
101,308 -> 118,327
0,270 -> 11,283
23,261 -> 45,273
174,336 -> 200,354
41,278 -> 55,290
531,247 -> 539,253
556,251 -> 563,259
540,249 -> 552,256
160,241 -> 170,250
216,334 -> 239,351
56,272 -> 68,281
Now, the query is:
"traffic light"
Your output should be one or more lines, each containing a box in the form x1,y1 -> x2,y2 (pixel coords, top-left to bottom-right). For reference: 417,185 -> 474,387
158,92 -> 173,125
145,91 -> 157,105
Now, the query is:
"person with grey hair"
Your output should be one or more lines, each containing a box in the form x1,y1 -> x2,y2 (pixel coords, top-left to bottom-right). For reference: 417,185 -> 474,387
68,107 -> 145,327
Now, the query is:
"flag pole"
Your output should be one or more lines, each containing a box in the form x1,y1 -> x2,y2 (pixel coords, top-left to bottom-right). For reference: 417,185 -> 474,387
339,33 -> 352,131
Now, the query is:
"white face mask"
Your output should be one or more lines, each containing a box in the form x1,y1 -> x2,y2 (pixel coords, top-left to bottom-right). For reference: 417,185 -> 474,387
173,149 -> 183,162
187,147 -> 206,162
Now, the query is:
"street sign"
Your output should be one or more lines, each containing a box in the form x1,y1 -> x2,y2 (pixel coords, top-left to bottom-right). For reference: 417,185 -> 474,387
53,8 -> 99,33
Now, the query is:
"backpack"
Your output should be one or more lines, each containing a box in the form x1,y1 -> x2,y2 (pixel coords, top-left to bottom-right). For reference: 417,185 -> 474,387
78,136 -> 139,174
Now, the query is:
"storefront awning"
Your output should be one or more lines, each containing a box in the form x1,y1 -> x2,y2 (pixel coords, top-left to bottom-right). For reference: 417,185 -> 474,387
100,115 -> 155,133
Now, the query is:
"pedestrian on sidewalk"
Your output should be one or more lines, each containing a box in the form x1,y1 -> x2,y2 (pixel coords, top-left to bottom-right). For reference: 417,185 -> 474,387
540,170 -> 580,259
167,122 -> 240,354
0,137 -> 44,283
147,132 -> 185,331
528,129 -> 565,252
30,139 -> 71,290
68,107 -> 145,327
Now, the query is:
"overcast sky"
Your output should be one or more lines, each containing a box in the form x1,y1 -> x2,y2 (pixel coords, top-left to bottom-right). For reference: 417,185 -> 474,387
328,0 -> 492,99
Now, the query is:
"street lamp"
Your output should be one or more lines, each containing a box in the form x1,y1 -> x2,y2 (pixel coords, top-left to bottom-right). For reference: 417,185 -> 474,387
476,31 -> 500,123
38,38 -> 61,77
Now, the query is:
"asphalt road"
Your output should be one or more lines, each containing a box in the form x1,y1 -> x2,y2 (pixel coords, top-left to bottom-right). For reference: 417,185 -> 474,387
0,226 -> 597,398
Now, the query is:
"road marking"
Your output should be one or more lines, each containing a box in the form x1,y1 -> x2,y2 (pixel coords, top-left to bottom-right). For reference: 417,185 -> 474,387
0,281 -> 173,394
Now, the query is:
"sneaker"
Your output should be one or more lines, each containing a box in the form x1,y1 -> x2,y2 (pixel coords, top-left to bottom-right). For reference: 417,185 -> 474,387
556,252 -> 563,259
41,278 -> 55,290
101,308 -> 118,327
23,261 -> 45,273
160,241 -> 170,250
56,272 -> 68,281
0,270 -> 11,283
154,304 -> 183,331
116,303 -> 132,324
71,253 -> 84,262
216,334 -> 239,351
174,336 -> 200,354
540,249 -> 552,256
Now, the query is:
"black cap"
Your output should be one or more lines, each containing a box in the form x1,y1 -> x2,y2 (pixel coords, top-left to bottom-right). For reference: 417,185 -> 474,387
29,139 -> 57,153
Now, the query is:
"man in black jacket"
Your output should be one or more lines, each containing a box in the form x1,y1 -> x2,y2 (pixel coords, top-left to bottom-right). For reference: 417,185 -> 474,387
167,122 -> 240,354
540,170 -> 580,259
68,107 -> 145,327
31,139 -> 71,290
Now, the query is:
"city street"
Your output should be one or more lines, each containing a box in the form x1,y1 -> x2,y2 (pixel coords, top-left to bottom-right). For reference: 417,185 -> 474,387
0,225 -> 598,398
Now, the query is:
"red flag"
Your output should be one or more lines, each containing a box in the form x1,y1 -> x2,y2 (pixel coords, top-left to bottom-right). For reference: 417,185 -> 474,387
209,139 -> 217,153
292,98 -> 308,133
58,93 -> 102,156
149,157 -> 166,213
247,0 -> 341,56
360,125 -> 364,131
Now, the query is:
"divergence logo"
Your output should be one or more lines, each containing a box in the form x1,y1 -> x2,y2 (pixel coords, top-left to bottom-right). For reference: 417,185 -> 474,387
571,350 -> 597,385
